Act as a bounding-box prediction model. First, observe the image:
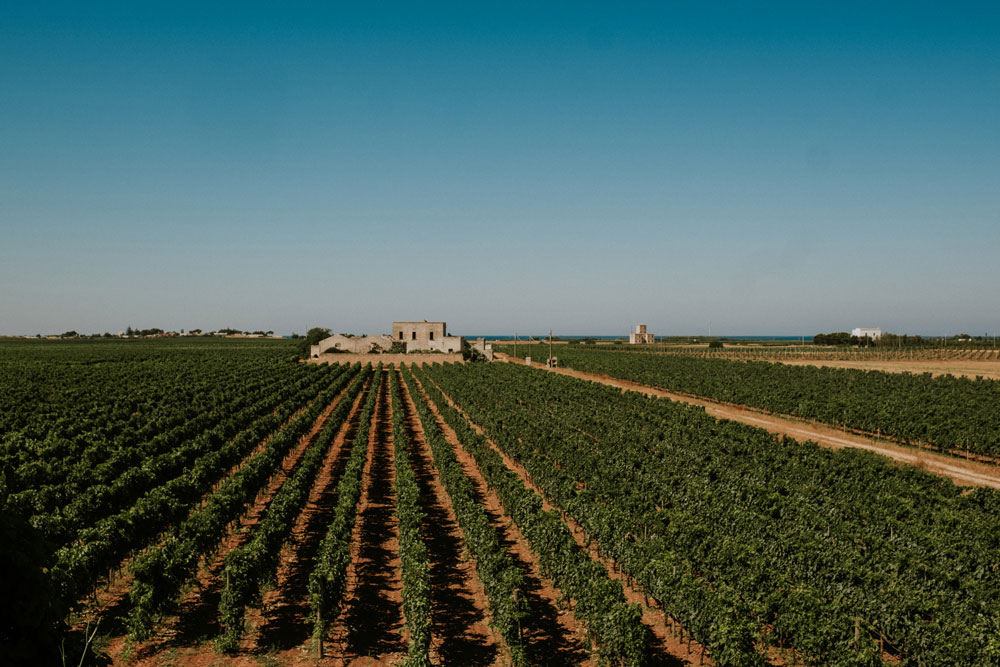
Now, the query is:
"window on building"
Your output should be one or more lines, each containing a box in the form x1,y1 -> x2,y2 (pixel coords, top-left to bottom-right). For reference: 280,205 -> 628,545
411,331 -> 416,340
399,332 -> 404,340
429,331 -> 434,341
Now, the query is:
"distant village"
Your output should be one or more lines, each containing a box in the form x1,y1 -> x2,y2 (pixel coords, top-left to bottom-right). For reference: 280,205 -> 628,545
18,327 -> 285,340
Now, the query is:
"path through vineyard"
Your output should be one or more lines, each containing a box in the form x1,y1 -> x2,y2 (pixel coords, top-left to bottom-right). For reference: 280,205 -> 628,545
497,353 -> 1000,490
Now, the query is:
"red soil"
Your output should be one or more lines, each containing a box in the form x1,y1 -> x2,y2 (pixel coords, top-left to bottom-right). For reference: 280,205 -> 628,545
395,369 -> 504,665
423,375 -> 709,667
328,373 -> 407,665
102,377 -> 365,665
252,381 -> 371,657
409,372 -> 596,666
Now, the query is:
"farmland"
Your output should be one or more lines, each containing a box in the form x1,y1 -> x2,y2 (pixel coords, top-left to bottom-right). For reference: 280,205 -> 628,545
496,345 -> 1000,460
572,344 -> 1000,381
2,339 -> 1000,666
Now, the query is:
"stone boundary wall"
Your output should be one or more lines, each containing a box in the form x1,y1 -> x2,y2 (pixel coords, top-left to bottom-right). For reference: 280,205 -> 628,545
306,353 -> 464,366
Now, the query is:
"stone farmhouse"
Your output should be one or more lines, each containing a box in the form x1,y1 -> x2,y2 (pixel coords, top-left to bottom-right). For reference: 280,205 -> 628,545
311,333 -> 395,356
310,321 -> 464,357
392,321 -> 463,353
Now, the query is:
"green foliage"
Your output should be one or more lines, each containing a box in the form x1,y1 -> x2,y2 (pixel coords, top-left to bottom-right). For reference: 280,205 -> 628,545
413,364 -> 650,666
300,327 -> 332,358
425,361 -> 1000,665
215,365 -> 371,651
512,346 -> 1000,456
400,367 -> 528,664
0,338 -> 310,604
388,371 -> 431,665
305,327 -> 332,344
0,510 -> 65,665
123,364 -> 364,644
813,332 -> 856,346
308,365 -> 383,650
461,339 -> 487,362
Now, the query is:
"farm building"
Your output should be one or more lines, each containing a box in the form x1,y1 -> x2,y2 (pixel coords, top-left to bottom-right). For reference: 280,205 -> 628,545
312,334 -> 395,356
311,321 -> 464,358
851,327 -> 883,340
392,321 -> 464,353
629,324 -> 655,344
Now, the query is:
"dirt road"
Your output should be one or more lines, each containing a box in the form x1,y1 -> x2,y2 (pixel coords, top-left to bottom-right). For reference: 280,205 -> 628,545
495,354 -> 1000,490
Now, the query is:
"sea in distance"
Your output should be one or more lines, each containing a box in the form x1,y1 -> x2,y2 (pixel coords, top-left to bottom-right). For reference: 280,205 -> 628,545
464,335 -> 809,341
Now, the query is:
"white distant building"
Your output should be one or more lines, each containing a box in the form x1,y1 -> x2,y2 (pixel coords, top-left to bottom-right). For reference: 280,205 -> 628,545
851,327 -> 882,340
629,324 -> 655,344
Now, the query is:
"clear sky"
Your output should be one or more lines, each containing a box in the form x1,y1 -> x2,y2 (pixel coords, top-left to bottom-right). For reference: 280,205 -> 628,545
2,2 -> 998,337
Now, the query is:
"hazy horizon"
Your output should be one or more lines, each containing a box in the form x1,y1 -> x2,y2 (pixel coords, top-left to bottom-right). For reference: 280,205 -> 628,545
5,328 -> 992,341
3,3 -> 998,337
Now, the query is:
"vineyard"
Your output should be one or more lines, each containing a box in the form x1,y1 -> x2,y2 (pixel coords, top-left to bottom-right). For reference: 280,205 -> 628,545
496,345 -> 1000,459
545,343 -> 1000,381
2,339 -> 999,666
567,344 -> 1000,362
420,362 -> 1000,666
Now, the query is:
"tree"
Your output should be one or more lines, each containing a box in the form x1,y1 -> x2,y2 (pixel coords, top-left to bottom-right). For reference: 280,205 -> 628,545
462,340 -> 487,362
300,327 -> 332,358
814,332 -> 853,346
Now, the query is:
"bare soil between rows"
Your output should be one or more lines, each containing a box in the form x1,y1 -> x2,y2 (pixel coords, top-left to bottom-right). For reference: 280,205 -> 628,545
421,375 -> 705,667
72,383 -> 353,640
334,372 -> 407,663
395,369 -> 503,666
254,380 -> 371,656
102,376 -> 368,666
409,372 -> 597,666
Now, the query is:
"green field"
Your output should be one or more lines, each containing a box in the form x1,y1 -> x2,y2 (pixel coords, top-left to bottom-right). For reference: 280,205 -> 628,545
2,339 -> 999,666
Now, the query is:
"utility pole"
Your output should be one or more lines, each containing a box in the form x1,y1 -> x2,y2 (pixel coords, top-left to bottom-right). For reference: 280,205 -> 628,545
549,329 -> 553,364
514,331 -> 517,359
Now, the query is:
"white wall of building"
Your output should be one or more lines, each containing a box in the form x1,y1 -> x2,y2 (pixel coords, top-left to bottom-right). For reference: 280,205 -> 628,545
851,327 -> 883,339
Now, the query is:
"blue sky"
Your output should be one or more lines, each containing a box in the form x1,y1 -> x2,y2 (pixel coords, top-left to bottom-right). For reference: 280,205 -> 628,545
2,2 -> 998,336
